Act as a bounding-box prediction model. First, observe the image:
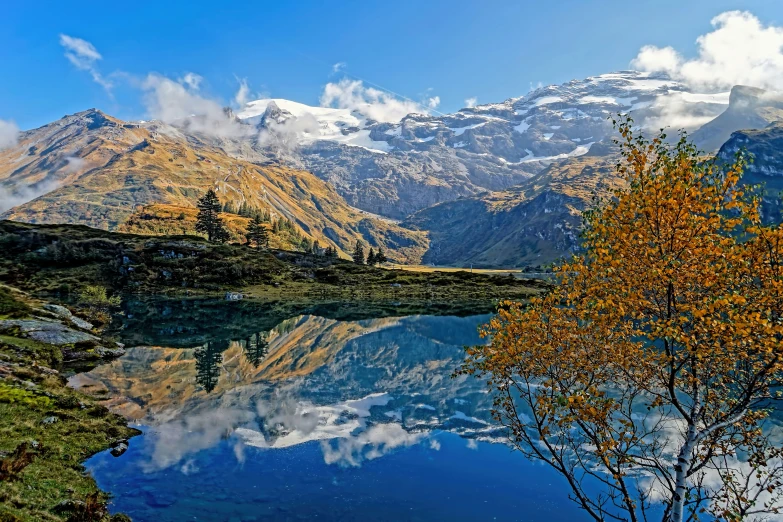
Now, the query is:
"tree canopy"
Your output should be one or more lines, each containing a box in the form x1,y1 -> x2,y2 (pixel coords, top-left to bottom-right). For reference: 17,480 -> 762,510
460,116 -> 783,522
352,240 -> 365,264
196,189 -> 229,243
245,214 -> 269,250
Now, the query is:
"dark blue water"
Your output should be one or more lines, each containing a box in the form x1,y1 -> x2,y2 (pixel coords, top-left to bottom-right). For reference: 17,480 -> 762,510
74,304 -> 593,521
87,428 -> 584,522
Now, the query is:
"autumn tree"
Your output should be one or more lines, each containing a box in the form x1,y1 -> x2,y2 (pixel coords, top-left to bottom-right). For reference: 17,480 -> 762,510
196,189 -> 229,243
352,240 -> 365,264
246,214 -> 269,249
460,117 -> 783,522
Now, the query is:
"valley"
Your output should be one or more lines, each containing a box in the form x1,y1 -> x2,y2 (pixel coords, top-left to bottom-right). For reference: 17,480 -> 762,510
3,5 -> 783,522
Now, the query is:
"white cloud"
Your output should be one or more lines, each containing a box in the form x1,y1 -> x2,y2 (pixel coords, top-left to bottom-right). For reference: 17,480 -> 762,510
257,111 -> 320,151
320,423 -> 426,467
464,97 -> 478,108
642,92 -> 728,131
59,34 -> 112,92
142,73 -> 250,138
0,119 -> 19,150
320,79 -> 427,123
233,78 -> 251,107
180,72 -> 203,91
63,156 -> 86,174
632,46 -> 681,76
426,96 -> 441,110
632,11 -> 783,91
332,62 -> 346,73
143,408 -> 256,472
0,178 -> 60,213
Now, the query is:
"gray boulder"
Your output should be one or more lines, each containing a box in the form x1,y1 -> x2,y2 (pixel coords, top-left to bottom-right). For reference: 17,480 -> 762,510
42,304 -> 94,330
0,319 -> 100,345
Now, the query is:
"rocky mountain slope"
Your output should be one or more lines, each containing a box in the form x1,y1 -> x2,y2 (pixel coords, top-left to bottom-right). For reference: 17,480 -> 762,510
406,154 -> 622,267
241,72 -> 729,218
0,109 -> 427,261
717,121 -> 783,223
2,70 -> 782,267
691,85 -> 783,152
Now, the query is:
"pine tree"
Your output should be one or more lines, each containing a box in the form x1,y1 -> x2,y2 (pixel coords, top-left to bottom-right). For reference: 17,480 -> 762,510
352,241 -> 365,264
196,189 -> 229,242
312,240 -> 321,256
367,248 -> 376,266
375,247 -> 388,264
194,341 -> 222,393
246,214 -> 269,249
244,332 -> 269,367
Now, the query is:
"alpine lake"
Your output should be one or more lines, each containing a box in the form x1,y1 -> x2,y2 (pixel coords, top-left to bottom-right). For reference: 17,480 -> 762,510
68,297 -> 586,522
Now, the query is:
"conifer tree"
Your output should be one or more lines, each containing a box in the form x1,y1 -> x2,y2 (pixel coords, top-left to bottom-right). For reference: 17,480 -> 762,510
375,247 -> 388,264
352,241 -> 365,264
246,214 -> 269,249
196,189 -> 229,243
245,333 -> 269,367
367,248 -> 376,266
194,341 -> 222,393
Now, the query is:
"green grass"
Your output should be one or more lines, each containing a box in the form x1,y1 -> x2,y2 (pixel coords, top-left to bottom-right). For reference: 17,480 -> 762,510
0,287 -> 32,319
0,285 -> 138,521
0,220 -> 549,302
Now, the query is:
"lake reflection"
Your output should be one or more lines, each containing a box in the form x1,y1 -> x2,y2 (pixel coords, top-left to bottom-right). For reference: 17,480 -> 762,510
74,302 -> 585,521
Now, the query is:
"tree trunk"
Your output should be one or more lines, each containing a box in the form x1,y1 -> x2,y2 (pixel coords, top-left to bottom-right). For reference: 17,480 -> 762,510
669,423 -> 697,522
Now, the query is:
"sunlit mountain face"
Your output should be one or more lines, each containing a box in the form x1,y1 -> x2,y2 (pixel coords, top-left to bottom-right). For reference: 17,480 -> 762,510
74,302 -> 594,522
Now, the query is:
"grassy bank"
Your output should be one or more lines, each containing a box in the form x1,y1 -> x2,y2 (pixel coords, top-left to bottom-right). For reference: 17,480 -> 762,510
0,220 -> 549,302
0,287 -> 138,522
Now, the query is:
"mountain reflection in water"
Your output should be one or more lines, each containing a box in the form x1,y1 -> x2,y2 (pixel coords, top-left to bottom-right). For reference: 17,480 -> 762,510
74,300 -> 584,521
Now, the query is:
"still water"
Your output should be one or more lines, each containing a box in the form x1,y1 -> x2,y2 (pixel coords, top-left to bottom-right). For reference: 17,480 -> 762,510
71,299 -> 586,521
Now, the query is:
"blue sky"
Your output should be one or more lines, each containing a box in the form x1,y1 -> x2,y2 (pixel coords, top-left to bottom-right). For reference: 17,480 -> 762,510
1,0 -> 782,129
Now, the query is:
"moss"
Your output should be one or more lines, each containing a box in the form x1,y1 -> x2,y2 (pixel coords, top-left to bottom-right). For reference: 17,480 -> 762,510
0,383 -> 53,409
0,336 -> 63,368
0,303 -> 139,521
0,287 -> 32,319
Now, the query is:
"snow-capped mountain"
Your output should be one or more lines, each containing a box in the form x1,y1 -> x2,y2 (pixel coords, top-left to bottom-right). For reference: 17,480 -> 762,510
236,71 -> 730,218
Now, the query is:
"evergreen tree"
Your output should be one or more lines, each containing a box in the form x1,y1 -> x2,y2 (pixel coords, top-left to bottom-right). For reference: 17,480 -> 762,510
222,201 -> 237,214
352,241 -> 365,264
244,332 -> 269,367
194,341 -> 222,393
312,240 -> 322,256
246,215 -> 269,249
367,248 -> 376,266
375,247 -> 388,264
196,189 -> 228,242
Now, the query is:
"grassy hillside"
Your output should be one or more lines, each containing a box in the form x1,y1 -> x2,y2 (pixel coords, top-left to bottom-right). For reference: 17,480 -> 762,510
0,110 -> 428,264
0,220 -> 548,302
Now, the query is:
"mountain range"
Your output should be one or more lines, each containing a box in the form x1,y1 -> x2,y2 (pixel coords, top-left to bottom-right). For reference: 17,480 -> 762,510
1,70 -> 782,267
